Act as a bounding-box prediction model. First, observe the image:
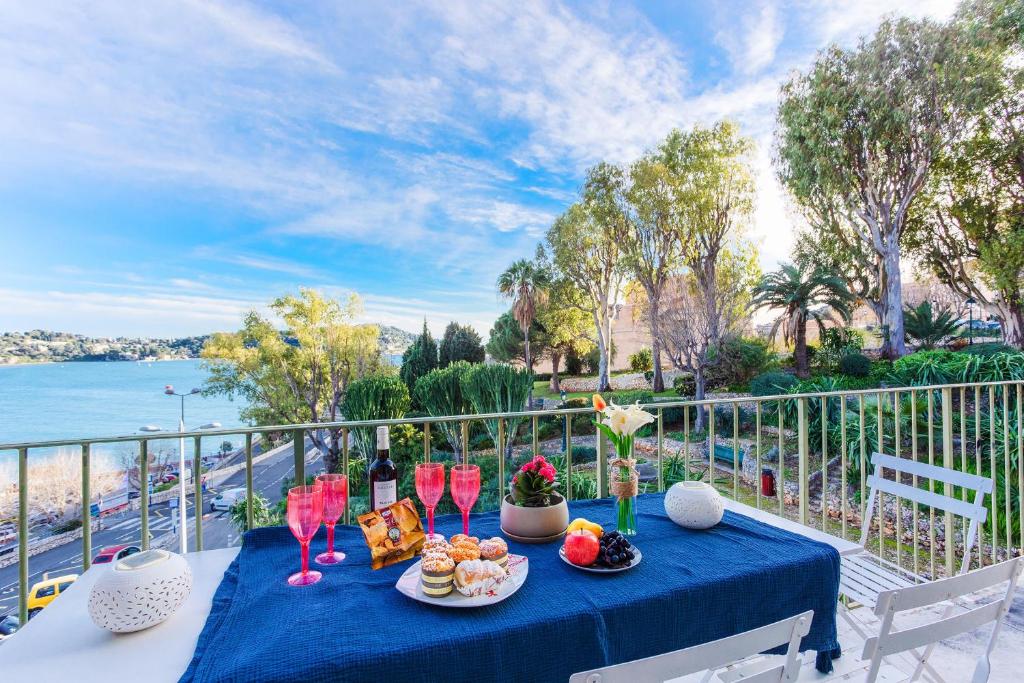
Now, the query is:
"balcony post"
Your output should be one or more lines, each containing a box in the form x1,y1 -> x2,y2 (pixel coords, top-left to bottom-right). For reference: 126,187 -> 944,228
293,429 -> 304,484
497,418 -> 506,504
140,439 -> 149,550
245,433 -> 254,531
193,436 -> 203,552
798,397 -> 808,526
81,443 -> 92,571
342,428 -> 351,525
18,447 -> 28,625
597,426 -> 607,499
942,387 -> 954,577
564,414 -> 572,501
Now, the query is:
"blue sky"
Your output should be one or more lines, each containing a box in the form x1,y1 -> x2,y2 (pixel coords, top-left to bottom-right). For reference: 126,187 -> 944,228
0,0 -> 958,338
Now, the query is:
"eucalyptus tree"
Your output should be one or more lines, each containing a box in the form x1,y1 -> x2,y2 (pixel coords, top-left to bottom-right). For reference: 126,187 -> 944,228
535,276 -> 595,393
656,122 -> 759,429
546,163 -> 630,392
752,262 -> 856,378
622,145 -> 686,391
776,15 -> 991,358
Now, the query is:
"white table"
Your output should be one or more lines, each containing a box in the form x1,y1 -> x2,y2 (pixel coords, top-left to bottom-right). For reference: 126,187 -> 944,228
0,504 -> 859,681
0,547 -> 238,683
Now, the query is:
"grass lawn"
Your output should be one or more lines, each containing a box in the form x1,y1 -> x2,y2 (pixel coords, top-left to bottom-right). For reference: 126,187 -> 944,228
532,380 -> 678,401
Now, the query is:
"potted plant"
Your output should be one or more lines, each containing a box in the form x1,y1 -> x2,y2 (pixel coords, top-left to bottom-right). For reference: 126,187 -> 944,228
499,455 -> 569,541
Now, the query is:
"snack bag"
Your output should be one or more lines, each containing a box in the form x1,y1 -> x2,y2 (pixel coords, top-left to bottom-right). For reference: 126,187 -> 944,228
357,497 -> 425,569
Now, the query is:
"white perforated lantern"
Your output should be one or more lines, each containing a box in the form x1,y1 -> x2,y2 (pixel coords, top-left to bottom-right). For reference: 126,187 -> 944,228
88,549 -> 192,633
664,481 -> 724,529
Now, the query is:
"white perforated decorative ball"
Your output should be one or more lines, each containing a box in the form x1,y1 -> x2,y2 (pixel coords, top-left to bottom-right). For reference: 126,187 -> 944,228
88,549 -> 192,633
664,481 -> 724,529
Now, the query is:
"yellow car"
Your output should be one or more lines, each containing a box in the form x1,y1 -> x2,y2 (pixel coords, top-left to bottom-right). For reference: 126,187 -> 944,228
27,574 -> 78,617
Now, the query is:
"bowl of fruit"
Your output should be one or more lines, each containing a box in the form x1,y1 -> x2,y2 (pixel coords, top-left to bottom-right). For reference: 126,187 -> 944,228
558,518 -> 641,573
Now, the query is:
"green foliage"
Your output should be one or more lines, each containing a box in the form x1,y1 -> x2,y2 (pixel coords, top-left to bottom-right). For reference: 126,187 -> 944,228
228,493 -> 281,533
673,374 -> 696,397
839,353 -> 872,378
961,343 -> 1015,356
889,350 -> 958,386
564,349 -> 584,376
889,349 -> 1024,385
486,310 -> 545,367
706,336 -> 775,388
816,327 -> 864,373
461,363 -> 533,457
438,322 -> 485,366
342,374 -> 411,458
714,405 -> 756,434
750,371 -> 799,396
545,454 -> 599,500
400,320 -> 438,399
629,348 -> 653,373
51,518 -> 83,534
414,361 -> 474,455
904,301 -> 962,349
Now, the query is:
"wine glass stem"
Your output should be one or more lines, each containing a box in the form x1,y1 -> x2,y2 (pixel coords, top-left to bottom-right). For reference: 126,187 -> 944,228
327,524 -> 335,554
427,507 -> 435,536
461,508 -> 469,536
301,541 -> 309,576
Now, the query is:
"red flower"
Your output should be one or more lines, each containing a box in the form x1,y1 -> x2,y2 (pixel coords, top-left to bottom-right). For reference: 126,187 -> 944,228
512,474 -> 518,484
521,461 -> 536,473
532,455 -> 546,465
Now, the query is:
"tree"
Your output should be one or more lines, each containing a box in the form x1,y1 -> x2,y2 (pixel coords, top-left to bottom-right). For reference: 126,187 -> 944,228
497,258 -> 550,405
752,262 -> 856,378
202,289 -> 382,474
438,322 -> 485,366
486,310 -> 547,368
341,374 -> 410,459
461,363 -> 533,459
656,122 -> 759,430
620,144 -> 687,391
904,1 -> 1024,346
776,16 -> 990,358
547,163 -> 630,392
414,361 -> 473,457
904,301 -> 962,349
399,320 -> 438,399
534,275 -> 594,393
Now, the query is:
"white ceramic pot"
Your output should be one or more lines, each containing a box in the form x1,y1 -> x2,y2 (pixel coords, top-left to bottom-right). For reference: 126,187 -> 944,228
499,494 -> 569,541
664,481 -> 724,529
88,549 -> 192,633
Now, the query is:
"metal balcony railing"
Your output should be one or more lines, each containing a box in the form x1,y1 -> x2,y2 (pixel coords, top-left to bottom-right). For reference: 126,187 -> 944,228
4,380 -> 1022,626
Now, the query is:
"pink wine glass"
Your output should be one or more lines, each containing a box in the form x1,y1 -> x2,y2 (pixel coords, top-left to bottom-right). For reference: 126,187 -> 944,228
315,474 -> 348,565
286,485 -> 323,587
450,464 -> 480,536
415,463 -> 445,540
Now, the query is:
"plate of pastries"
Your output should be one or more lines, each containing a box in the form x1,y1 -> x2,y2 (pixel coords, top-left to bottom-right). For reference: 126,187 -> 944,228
395,533 -> 528,607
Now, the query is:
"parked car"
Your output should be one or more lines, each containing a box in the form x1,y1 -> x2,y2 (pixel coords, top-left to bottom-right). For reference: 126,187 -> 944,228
209,487 -> 247,512
0,614 -> 19,641
92,544 -> 141,565
27,574 -> 78,617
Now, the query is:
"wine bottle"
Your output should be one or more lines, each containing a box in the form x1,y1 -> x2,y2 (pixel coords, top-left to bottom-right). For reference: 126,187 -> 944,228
369,425 -> 397,511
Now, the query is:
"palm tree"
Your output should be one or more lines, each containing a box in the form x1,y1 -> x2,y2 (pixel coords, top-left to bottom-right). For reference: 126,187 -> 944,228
752,262 -> 856,378
497,259 -> 550,404
904,301 -> 961,350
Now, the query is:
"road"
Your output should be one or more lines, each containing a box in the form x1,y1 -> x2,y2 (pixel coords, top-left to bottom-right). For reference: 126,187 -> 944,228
0,438 -> 322,618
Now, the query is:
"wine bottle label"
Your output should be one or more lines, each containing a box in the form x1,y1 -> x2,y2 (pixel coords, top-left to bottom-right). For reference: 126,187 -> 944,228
372,480 -> 397,510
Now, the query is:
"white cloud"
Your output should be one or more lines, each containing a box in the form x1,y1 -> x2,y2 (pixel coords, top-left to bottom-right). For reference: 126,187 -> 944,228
715,1 -> 784,76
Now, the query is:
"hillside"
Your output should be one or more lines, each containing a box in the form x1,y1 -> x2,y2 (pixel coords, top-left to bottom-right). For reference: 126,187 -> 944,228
0,326 -> 416,364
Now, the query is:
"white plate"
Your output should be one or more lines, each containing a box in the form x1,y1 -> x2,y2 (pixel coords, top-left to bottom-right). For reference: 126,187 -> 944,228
558,546 -> 642,573
395,554 -> 529,608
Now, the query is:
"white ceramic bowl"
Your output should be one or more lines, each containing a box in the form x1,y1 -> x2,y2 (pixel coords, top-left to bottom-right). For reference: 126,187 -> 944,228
88,549 -> 192,633
664,481 -> 724,529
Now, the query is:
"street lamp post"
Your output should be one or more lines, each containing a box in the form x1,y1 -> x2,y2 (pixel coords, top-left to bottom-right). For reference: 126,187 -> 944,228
966,297 -> 977,345
138,384 -> 218,554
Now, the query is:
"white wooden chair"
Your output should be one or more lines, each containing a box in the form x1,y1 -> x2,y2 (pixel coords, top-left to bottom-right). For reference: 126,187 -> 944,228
568,610 -> 813,683
862,556 -> 1022,683
840,452 -> 993,619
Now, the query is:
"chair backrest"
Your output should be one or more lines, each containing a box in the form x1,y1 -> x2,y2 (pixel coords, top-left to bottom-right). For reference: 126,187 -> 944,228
860,452 -> 992,572
862,556 -> 1022,683
568,611 -> 813,683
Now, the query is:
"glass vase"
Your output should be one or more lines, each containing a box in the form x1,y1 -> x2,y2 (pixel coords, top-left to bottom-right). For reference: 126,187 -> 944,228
612,442 -> 638,536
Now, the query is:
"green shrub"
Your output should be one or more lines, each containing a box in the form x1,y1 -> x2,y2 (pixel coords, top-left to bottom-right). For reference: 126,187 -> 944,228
673,374 -> 696,397
839,353 -> 872,378
706,336 -> 775,389
414,361 -> 474,456
342,374 -> 410,458
629,348 -> 653,373
461,363 -> 532,457
608,390 -> 654,406
750,371 -> 798,396
565,349 -> 584,376
816,327 -> 864,372
888,350 -> 958,386
714,405 -> 755,434
51,518 -> 83,534
960,343 -> 1014,357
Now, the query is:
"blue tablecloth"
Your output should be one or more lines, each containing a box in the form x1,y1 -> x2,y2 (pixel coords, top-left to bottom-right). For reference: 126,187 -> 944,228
181,494 -> 840,683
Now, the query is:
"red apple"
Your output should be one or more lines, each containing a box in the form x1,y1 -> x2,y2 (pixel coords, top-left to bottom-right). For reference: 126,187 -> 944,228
563,529 -> 600,566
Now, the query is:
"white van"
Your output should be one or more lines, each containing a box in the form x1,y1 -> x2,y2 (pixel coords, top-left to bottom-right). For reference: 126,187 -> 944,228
209,488 -> 247,512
